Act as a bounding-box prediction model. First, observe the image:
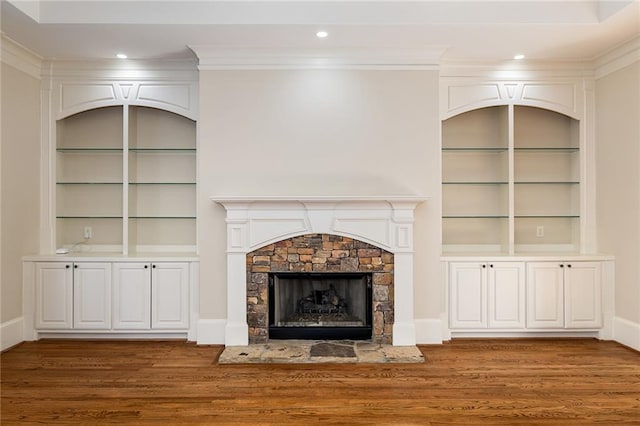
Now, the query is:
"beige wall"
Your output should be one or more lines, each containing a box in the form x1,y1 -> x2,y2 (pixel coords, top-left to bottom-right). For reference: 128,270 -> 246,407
596,61 -> 640,324
198,69 -> 442,322
1,62 -> 41,323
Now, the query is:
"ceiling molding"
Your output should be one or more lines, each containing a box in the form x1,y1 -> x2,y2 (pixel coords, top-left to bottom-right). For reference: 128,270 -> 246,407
440,60 -> 594,80
594,36 -> 640,79
190,46 -> 444,70
1,34 -> 42,79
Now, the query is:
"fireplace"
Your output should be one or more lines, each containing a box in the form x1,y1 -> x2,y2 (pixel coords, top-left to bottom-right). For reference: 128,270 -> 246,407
211,196 -> 425,346
247,233 -> 394,344
269,272 -> 373,340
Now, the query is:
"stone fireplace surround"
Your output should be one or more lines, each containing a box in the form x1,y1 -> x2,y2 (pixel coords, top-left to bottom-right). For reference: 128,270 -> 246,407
212,196 -> 426,346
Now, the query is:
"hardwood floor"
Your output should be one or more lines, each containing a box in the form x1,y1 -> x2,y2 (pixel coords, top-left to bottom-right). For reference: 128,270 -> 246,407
2,338 -> 639,424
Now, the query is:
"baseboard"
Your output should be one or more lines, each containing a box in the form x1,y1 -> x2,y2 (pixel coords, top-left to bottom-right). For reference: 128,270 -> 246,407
196,319 -> 227,345
1,317 -> 25,351
414,318 -> 445,344
613,316 -> 640,351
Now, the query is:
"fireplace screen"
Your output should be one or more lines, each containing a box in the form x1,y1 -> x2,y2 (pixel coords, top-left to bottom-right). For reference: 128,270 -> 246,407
269,272 -> 373,340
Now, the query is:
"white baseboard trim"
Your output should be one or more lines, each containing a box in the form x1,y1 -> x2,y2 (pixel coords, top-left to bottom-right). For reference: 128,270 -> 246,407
1,317 -> 25,351
196,319 -> 227,345
414,318 -> 445,344
613,316 -> 640,351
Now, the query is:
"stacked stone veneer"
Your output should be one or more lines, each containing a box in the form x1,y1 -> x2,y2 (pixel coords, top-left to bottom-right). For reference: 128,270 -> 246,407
246,234 -> 394,344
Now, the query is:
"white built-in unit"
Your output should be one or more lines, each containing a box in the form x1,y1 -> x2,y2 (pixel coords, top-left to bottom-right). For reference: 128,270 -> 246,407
440,76 -> 613,339
56,105 -> 197,254
23,62 -> 200,341
26,257 -> 197,339
442,105 -> 580,254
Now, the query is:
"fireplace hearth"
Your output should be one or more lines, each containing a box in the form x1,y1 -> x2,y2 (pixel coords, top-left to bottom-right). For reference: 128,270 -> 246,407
269,272 -> 373,340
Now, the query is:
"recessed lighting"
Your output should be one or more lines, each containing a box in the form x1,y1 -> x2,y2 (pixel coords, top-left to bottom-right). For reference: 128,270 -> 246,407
316,31 -> 328,38
513,54 -> 525,60
116,53 -> 128,59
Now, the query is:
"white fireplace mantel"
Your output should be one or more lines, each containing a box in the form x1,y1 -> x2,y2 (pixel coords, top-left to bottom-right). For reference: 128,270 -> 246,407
211,195 -> 427,346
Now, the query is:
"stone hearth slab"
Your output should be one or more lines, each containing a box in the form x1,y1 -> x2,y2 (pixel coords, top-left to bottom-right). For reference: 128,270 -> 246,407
218,340 -> 424,364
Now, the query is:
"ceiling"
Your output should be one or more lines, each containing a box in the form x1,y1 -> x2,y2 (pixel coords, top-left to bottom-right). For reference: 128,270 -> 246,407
1,0 -> 639,64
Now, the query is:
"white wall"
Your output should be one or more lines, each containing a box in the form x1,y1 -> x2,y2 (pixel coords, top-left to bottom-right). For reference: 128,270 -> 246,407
596,60 -> 640,348
1,62 -> 41,327
198,69 -> 442,338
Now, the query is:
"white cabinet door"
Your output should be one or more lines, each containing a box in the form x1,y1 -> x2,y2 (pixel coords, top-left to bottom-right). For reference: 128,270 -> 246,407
112,263 -> 151,329
564,262 -> 602,328
73,263 -> 111,329
449,262 -> 487,329
488,262 -> 526,328
526,262 -> 565,328
35,262 -> 73,329
151,262 -> 189,329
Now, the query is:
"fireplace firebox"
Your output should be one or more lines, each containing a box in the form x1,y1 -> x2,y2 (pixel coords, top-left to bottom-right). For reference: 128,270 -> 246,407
268,272 -> 373,340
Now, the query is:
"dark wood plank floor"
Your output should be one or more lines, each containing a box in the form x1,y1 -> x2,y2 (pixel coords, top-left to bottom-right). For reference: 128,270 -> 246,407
2,338 -> 639,424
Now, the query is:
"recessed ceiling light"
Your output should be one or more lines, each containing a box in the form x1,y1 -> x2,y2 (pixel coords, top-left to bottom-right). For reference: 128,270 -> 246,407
513,54 -> 525,60
116,53 -> 128,59
316,31 -> 328,38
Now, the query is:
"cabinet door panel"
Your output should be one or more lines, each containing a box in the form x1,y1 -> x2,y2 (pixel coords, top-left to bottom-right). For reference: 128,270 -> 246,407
526,262 -> 564,328
151,263 -> 189,329
488,262 -> 525,328
112,263 -> 151,329
450,263 -> 487,328
36,263 -> 73,329
73,263 -> 111,329
565,262 -> 601,328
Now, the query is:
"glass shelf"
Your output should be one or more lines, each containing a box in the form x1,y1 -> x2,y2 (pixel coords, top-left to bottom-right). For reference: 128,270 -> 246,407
443,215 -> 509,219
514,181 -> 579,184
129,148 -> 196,152
57,182 -> 123,185
128,182 -> 196,185
514,147 -> 579,152
515,215 -> 580,218
443,181 -> 508,185
442,147 -> 508,152
57,148 -> 123,152
129,216 -> 196,219
57,216 -> 123,219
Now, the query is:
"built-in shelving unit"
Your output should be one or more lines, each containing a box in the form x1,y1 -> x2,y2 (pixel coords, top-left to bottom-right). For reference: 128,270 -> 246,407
56,106 -> 196,254
442,105 -> 580,254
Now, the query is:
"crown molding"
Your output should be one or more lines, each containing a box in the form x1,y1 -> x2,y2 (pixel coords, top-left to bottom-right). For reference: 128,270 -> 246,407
594,36 -> 640,79
190,46 -> 444,70
440,59 -> 594,80
0,34 -> 42,79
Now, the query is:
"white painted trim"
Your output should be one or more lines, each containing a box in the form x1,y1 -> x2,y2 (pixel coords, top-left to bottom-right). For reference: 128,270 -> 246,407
613,316 -> 640,351
0,35 -> 42,79
414,318 -> 445,344
594,36 -> 640,79
450,331 -> 600,338
1,317 -> 25,351
191,46 -> 444,70
36,332 -> 188,340
196,319 -> 227,345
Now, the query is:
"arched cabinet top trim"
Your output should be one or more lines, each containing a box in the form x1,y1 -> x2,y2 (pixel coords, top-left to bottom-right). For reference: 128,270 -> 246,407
55,81 -> 198,121
440,81 -> 583,121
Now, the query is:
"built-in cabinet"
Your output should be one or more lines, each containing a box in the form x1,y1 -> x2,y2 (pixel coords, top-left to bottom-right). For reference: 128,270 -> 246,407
442,105 -> 580,254
56,106 -> 197,254
447,259 -> 604,332
32,260 -> 193,335
449,261 -> 526,330
526,261 -> 602,329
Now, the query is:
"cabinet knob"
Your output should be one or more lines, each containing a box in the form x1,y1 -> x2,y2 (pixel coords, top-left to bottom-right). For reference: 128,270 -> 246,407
560,264 -> 564,268
489,264 -> 494,268
65,264 -> 70,269
482,264 -> 486,268
144,265 -> 148,269
567,264 -> 572,268
74,264 -> 78,269
152,264 -> 156,269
